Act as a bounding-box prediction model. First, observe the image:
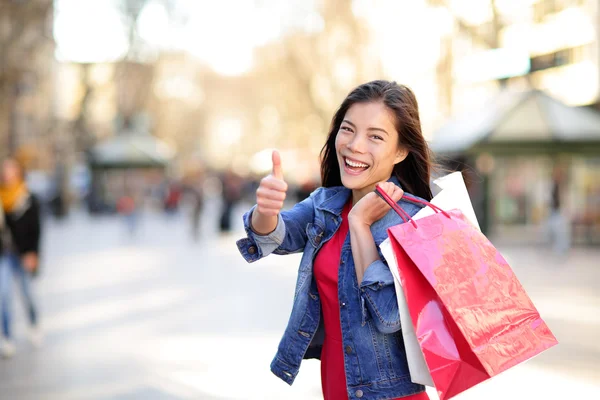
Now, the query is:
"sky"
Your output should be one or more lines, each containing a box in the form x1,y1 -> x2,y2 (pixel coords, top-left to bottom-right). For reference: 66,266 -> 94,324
53,0 -> 322,75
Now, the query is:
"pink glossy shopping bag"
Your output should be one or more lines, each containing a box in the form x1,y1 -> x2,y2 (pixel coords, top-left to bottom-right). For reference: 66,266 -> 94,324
375,186 -> 558,400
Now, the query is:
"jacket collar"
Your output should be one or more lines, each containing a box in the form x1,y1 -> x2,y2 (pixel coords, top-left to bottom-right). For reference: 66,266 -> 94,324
316,175 -> 403,216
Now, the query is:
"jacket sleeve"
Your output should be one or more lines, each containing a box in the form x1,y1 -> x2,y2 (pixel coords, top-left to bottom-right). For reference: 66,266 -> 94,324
359,258 -> 400,334
26,196 -> 41,254
357,196 -> 425,334
236,189 -> 319,263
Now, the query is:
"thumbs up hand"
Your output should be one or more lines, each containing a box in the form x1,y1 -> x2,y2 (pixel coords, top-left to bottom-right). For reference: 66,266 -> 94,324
255,150 -> 288,217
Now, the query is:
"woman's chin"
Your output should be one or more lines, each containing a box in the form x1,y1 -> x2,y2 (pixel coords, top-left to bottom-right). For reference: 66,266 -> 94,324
341,174 -> 367,190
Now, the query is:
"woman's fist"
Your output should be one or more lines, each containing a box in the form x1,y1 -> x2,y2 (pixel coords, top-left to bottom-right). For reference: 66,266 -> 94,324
349,181 -> 404,227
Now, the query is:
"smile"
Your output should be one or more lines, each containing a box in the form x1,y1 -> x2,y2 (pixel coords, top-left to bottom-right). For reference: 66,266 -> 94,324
343,156 -> 370,174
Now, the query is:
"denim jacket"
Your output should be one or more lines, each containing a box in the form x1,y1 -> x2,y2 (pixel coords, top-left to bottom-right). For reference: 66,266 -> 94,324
236,177 -> 426,399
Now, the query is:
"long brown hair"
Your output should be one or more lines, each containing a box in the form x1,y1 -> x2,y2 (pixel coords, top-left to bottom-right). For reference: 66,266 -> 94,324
320,80 -> 433,200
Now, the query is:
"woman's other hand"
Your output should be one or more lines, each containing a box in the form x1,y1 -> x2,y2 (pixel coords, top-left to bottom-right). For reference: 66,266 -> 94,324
349,181 -> 403,227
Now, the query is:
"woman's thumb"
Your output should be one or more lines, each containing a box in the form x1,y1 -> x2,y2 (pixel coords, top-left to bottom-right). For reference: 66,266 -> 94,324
272,150 -> 283,180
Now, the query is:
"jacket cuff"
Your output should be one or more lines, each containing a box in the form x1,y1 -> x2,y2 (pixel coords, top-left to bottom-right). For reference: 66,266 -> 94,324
360,259 -> 394,291
236,206 -> 286,263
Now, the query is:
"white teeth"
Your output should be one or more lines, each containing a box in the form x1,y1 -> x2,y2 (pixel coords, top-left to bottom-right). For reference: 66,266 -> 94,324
345,158 -> 368,168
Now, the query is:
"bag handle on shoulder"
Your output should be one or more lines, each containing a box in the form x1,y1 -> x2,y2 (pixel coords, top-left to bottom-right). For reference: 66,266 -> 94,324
374,185 -> 451,229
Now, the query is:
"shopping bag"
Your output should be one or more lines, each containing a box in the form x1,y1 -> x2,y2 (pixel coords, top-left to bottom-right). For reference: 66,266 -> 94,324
381,239 -> 434,386
376,185 -> 558,400
413,171 -> 480,231
381,172 -> 478,387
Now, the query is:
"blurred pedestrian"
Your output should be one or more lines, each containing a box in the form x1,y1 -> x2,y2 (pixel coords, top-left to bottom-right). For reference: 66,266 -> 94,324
190,187 -> 203,240
295,179 -> 319,202
546,167 -> 571,255
0,158 -> 42,358
180,166 -> 206,241
163,181 -> 182,215
236,81 -> 431,399
183,184 -> 204,241
219,170 -> 243,233
116,191 -> 138,236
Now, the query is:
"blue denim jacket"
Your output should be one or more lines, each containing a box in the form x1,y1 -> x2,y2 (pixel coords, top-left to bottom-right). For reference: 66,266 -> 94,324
236,177 -> 426,399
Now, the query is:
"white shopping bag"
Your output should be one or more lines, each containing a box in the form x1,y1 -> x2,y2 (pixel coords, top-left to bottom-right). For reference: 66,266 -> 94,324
413,171 -> 480,231
380,171 -> 480,387
381,240 -> 434,386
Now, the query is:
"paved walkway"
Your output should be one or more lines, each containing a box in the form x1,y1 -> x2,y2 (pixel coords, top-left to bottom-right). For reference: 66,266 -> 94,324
0,200 -> 598,399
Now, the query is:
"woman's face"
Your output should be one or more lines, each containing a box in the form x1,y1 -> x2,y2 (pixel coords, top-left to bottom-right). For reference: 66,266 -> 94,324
335,101 -> 407,197
1,160 -> 21,185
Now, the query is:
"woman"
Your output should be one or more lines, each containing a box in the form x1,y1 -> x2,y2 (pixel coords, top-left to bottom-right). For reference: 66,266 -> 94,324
237,81 -> 433,399
0,157 -> 42,358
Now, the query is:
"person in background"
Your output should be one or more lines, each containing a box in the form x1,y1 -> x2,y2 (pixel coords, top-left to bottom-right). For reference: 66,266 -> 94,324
164,181 -> 183,215
219,169 -> 243,233
116,190 -> 138,236
295,178 -> 319,202
0,157 -> 42,358
547,166 -> 571,255
182,169 -> 205,241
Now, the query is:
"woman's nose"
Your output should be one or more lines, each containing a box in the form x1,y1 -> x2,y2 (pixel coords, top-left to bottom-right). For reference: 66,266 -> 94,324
347,134 -> 366,153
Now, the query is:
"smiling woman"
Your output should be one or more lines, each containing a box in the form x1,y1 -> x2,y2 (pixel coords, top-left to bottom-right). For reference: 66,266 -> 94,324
237,80 -> 433,400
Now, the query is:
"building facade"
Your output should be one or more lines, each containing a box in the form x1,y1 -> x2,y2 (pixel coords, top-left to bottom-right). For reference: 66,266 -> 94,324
427,0 -> 600,245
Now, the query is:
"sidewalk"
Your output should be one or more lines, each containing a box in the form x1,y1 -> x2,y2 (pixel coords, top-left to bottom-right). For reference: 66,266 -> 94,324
0,207 -> 597,400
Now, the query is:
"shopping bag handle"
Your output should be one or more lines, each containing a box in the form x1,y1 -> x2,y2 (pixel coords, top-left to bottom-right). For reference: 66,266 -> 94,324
374,185 -> 451,228
374,185 -> 417,228
401,193 -> 451,218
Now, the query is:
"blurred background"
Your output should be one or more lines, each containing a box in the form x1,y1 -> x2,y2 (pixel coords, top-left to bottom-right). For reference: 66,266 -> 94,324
0,0 -> 598,399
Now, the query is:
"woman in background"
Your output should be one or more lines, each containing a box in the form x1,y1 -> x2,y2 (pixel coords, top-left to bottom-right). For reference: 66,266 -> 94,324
0,157 -> 42,358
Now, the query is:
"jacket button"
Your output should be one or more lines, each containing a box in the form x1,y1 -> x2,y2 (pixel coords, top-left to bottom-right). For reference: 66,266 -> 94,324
248,246 -> 257,255
315,235 -> 321,245
309,293 -> 318,300
355,389 -> 364,398
345,345 -> 352,354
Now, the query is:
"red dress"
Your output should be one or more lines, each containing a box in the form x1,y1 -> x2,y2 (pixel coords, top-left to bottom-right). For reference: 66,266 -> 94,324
313,201 -> 429,400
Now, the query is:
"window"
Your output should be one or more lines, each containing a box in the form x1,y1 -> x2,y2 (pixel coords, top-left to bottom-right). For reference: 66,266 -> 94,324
529,46 -> 587,73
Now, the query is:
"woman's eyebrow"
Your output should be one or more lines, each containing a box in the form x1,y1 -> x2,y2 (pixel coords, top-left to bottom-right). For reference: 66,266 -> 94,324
368,127 -> 389,136
342,119 -> 389,136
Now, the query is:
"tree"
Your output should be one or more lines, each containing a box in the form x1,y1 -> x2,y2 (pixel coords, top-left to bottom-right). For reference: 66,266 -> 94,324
0,0 -> 54,157
63,0 -> 185,152
251,0 -> 381,163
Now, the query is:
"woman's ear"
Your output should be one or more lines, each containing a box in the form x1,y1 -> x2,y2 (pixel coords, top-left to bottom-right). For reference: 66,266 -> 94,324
394,147 -> 409,165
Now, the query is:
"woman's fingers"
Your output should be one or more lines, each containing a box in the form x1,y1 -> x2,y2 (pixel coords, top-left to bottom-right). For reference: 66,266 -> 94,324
377,182 -> 403,201
260,176 -> 288,192
255,174 -> 288,217
257,198 -> 285,210
256,188 -> 285,216
390,185 -> 404,202
256,187 -> 287,202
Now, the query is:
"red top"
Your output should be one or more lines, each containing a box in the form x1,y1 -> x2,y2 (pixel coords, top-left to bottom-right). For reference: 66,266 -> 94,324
313,201 -> 429,400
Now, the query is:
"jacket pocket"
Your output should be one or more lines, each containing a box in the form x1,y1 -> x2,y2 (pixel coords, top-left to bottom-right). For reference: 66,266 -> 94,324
305,222 -> 325,248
